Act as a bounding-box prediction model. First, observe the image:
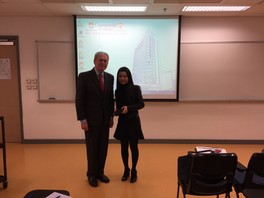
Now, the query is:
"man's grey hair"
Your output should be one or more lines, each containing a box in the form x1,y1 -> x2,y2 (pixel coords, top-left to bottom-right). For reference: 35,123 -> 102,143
94,51 -> 109,60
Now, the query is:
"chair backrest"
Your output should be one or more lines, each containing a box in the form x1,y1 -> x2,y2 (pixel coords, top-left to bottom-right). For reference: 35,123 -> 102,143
188,153 -> 237,195
243,152 -> 264,189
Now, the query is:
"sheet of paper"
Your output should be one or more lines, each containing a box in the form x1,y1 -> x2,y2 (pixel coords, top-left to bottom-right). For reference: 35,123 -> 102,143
0,58 -> 11,79
195,146 -> 227,153
45,192 -> 71,198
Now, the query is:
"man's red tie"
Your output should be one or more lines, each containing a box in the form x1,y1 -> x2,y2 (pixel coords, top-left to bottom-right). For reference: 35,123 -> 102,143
98,73 -> 104,92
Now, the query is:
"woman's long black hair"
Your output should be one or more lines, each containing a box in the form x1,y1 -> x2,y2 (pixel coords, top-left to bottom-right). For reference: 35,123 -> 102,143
116,66 -> 134,90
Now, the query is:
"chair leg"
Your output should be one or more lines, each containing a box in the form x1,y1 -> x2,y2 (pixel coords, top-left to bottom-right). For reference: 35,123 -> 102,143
176,183 -> 180,198
177,184 -> 186,198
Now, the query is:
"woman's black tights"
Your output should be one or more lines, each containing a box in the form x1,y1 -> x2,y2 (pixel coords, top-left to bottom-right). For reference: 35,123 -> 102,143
120,138 -> 139,171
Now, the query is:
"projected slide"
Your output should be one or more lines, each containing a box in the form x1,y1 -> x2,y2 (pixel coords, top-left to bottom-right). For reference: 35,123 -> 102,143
75,17 -> 179,100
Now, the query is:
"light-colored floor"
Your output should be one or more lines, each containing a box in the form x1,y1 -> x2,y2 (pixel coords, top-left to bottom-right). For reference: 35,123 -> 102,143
0,143 -> 263,198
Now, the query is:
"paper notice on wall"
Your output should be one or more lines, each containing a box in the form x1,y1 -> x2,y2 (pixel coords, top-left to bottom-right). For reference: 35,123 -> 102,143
0,58 -> 11,79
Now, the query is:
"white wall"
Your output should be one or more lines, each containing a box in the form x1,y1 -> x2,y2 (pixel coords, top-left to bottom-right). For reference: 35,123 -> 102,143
1,16 -> 264,141
180,17 -> 264,101
0,16 -> 80,140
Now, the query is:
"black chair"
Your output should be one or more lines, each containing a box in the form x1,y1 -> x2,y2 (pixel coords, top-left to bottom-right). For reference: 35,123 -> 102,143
24,189 -> 70,198
233,152 -> 264,198
177,152 -> 237,198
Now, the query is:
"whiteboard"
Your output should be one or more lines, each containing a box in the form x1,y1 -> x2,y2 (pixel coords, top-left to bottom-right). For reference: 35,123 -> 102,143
37,41 -> 75,101
180,41 -> 264,101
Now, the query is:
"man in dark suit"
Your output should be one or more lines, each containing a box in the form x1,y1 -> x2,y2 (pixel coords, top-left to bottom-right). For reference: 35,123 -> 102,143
75,51 -> 114,187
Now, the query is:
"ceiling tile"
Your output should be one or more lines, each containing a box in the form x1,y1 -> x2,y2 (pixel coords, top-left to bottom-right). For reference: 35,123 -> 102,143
44,3 -> 84,15
1,0 -> 41,2
147,3 -> 182,14
41,0 -> 109,3
0,3 -> 51,15
154,0 -> 222,3
112,0 -> 149,3
221,0 -> 263,4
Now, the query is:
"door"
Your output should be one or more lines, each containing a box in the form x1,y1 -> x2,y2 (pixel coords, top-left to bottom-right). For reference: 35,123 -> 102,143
0,36 -> 23,142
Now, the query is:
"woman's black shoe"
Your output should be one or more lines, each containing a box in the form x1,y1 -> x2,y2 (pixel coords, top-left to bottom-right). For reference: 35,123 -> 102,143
121,168 -> 130,181
130,170 -> 137,183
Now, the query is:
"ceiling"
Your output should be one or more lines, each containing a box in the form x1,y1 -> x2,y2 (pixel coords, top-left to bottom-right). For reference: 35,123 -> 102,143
0,0 -> 264,17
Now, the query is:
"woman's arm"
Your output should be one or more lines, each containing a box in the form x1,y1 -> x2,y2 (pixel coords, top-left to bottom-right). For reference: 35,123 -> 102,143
127,85 -> 145,112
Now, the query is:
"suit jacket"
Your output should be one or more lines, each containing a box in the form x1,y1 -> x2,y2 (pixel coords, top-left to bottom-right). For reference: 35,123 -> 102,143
75,68 -> 114,126
115,85 -> 144,120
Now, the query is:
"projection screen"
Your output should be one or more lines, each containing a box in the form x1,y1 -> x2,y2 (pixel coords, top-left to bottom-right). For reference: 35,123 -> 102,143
75,16 -> 180,100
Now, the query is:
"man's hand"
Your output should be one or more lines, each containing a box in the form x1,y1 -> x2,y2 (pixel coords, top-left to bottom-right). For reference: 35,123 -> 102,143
81,121 -> 88,131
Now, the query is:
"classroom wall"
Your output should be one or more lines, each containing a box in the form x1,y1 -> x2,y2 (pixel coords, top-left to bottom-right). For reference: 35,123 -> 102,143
0,16 -> 264,142
180,17 -> 264,101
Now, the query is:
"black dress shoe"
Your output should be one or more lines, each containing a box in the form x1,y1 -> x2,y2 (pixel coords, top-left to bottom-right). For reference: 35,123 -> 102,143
130,170 -> 137,183
88,176 -> 98,187
97,174 -> 110,183
122,168 -> 130,181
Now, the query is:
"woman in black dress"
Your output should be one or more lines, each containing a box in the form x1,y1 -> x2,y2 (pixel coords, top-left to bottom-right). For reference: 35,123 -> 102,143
114,67 -> 145,183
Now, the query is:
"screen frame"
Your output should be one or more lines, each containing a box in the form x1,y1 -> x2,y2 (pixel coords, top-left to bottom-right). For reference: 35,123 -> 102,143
74,15 -> 181,102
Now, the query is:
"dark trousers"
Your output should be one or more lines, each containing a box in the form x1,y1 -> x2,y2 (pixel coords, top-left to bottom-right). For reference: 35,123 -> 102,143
84,124 -> 109,177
